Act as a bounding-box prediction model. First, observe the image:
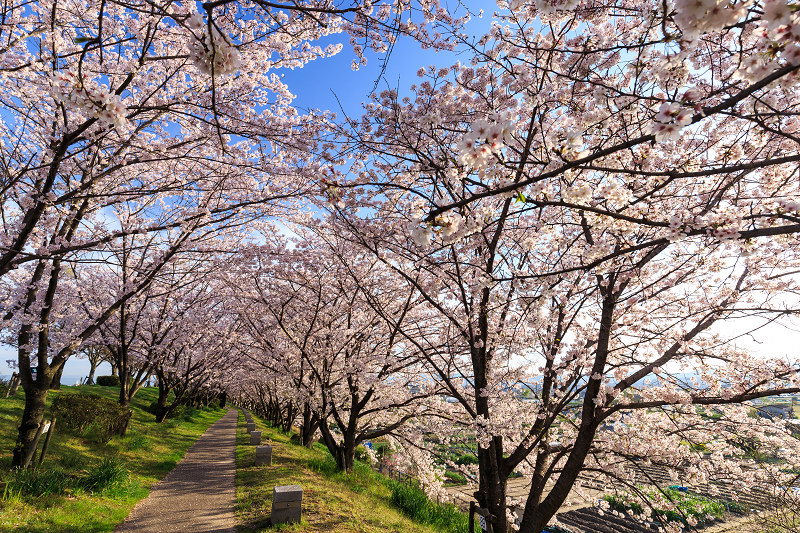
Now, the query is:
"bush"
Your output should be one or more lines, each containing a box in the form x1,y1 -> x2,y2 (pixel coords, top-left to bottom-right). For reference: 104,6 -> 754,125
354,444 -> 371,462
452,453 -> 479,466
95,375 -> 120,386
388,479 -> 469,532
79,458 -> 129,494
51,392 -> 130,443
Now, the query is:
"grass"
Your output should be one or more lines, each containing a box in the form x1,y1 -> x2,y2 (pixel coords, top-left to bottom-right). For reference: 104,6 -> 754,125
0,384 -> 226,532
387,479 -> 468,532
235,413 -> 466,533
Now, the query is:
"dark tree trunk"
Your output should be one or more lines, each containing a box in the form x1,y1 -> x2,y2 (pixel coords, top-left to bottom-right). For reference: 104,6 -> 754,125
220,391 -> 227,408
12,371 -> 52,467
155,381 -> 172,423
281,402 -> 296,433
301,403 -> 318,448
318,417 -> 357,473
49,363 -> 65,390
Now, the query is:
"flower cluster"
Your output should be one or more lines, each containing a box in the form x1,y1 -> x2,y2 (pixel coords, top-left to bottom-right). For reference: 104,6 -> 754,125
648,102 -> 693,143
186,13 -> 241,76
410,223 -> 433,246
597,181 -> 633,208
50,70 -> 130,134
561,182 -> 592,204
408,210 -> 465,247
435,211 -> 463,240
762,0 -> 800,66
704,210 -> 742,241
673,0 -> 749,41
455,116 -> 513,171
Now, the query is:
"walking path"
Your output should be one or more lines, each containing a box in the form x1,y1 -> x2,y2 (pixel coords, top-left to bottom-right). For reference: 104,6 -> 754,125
116,409 -> 239,533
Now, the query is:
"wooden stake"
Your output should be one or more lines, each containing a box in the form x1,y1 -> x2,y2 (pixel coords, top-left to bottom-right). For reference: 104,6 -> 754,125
23,421 -> 47,468
37,418 -> 56,466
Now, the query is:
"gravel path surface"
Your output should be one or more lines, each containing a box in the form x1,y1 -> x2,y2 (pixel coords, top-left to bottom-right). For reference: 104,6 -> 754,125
116,409 -> 239,533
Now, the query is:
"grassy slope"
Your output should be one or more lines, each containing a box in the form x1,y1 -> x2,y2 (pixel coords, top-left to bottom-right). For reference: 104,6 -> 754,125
235,413 -> 446,533
0,385 -> 225,532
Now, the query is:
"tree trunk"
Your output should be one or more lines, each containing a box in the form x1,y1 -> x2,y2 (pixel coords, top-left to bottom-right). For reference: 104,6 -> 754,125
49,363 -> 65,390
301,403 -> 317,448
478,441 -> 508,533
282,402 -> 296,433
86,360 -> 97,385
12,372 -> 52,467
155,382 -> 172,423
334,429 -> 357,472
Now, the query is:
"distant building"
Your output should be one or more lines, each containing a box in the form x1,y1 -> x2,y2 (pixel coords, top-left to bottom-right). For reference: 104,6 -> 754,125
759,404 -> 793,420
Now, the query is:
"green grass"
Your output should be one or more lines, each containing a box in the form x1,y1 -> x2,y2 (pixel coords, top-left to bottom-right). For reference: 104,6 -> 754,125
0,384 -> 226,532
235,413 -> 466,533
388,479 -> 468,532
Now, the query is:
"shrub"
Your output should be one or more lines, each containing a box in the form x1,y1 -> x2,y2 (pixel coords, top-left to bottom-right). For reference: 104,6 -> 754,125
452,453 -> 479,466
51,392 -> 130,443
95,375 -> 120,386
79,458 -> 129,494
354,444 -> 370,462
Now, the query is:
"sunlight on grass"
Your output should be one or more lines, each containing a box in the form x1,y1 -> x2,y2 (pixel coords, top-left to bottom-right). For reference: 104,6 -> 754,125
0,385 -> 226,532
234,412 -> 465,533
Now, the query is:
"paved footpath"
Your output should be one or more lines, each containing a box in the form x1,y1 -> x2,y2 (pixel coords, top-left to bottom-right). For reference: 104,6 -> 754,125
116,409 -> 239,533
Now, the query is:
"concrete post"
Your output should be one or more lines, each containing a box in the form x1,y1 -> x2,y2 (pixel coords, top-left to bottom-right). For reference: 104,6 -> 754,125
255,445 -> 272,466
272,485 -> 302,525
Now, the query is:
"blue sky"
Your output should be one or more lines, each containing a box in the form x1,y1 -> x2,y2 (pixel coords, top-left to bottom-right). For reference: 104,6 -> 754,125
280,1 -> 495,115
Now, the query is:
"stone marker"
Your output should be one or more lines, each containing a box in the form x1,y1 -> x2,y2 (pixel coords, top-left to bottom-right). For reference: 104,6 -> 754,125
255,445 -> 272,466
249,431 -> 261,445
272,485 -> 302,525
247,422 -> 255,432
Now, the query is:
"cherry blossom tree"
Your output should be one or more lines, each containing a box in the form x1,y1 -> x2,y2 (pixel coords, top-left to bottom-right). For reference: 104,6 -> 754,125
313,0 -> 800,528
0,0 -> 462,467
230,228 -> 439,472
76,344 -> 113,385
